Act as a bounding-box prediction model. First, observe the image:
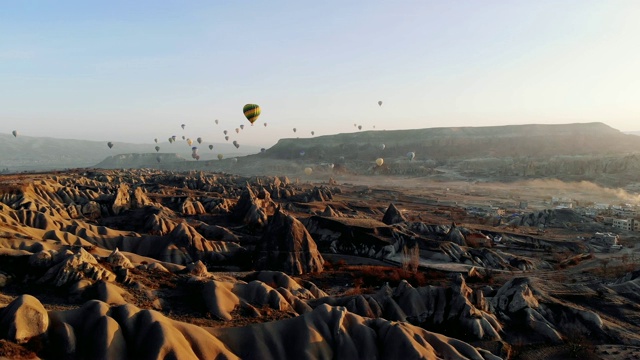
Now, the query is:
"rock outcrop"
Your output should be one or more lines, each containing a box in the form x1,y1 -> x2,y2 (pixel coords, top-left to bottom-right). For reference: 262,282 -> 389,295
382,203 -> 406,225
255,208 -> 324,275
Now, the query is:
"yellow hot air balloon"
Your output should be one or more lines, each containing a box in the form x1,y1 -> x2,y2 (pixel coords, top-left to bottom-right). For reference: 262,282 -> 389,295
375,158 -> 384,166
304,167 -> 312,175
217,154 -> 223,160
187,138 -> 193,146
243,104 -> 261,126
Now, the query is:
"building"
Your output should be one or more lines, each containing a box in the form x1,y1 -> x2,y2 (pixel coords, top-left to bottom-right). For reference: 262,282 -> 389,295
592,232 -> 619,246
612,219 -> 633,231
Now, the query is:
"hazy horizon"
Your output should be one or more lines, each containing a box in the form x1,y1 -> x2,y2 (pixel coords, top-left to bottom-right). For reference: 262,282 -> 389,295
2,1 -> 639,147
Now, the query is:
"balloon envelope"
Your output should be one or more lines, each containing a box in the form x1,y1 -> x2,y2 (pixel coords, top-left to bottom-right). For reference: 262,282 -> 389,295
154,138 -> 158,143
380,144 -> 385,150
107,142 -> 113,149
225,136 -> 229,141
186,139 -> 193,146
240,124 -> 245,130
378,100 -> 383,106
181,124 -> 186,129
304,167 -> 312,175
311,131 -> 315,136
407,152 -> 416,161
155,146 -> 160,152
358,125 -> 362,130
215,119 -> 219,124
293,128 -> 297,133
235,128 -> 239,134
217,154 -> 223,160
223,130 -> 228,135
243,104 -> 261,125
263,122 -> 267,127
376,158 -> 384,166
209,145 -> 213,150
197,137 -> 202,144
11,130 -> 17,137
156,156 -> 161,163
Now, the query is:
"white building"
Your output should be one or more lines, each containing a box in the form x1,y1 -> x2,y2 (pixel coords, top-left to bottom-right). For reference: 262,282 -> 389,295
612,219 -> 633,231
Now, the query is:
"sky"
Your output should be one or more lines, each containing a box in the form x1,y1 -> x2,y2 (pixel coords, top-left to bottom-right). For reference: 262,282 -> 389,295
1,1 -> 639,146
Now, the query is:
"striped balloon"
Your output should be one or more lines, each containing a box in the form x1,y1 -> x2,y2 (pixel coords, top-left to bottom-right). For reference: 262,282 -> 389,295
243,104 -> 261,125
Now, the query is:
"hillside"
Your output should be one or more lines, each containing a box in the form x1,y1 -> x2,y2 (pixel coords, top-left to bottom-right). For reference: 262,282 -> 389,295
81,123 -> 640,188
0,133 -> 261,171
265,122 -> 640,163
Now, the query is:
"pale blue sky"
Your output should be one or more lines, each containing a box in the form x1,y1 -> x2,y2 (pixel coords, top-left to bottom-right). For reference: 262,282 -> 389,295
1,1 -> 639,146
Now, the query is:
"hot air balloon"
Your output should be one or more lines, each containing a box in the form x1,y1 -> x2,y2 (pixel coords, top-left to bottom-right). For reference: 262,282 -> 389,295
217,154 -> 224,160
107,142 -> 114,149
197,137 -> 202,144
375,158 -> 384,166
261,148 -> 266,153
155,146 -> 160,152
235,128 -> 240,134
304,167 -> 312,175
299,151 -> 305,157
223,130 -> 228,135
195,155 -> 200,161
225,136 -> 229,141
181,124 -> 186,130
182,136 -> 186,140
311,131 -> 315,136
156,156 -> 161,163
240,124 -> 245,130
172,135 -> 177,141
407,152 -> 416,161
243,104 -> 261,125
378,100 -> 383,107
232,157 -> 238,163
11,130 -> 17,137
263,123 -> 267,127
191,153 -> 197,159
293,128 -> 297,133
358,125 -> 362,130
380,144 -> 386,150
215,119 -> 219,125
233,141 -> 240,149
168,137 -> 173,143
187,139 -> 193,146
209,145 -> 213,150
154,138 -> 158,143
192,146 -> 198,152
353,123 -> 357,127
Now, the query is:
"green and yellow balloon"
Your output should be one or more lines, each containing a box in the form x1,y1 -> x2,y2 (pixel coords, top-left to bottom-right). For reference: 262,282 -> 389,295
243,104 -> 261,126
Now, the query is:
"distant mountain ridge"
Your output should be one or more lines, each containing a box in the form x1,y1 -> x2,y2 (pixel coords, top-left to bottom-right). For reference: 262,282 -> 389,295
0,133 -> 260,171
265,122 -> 640,162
